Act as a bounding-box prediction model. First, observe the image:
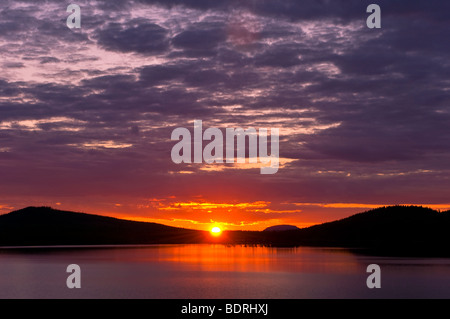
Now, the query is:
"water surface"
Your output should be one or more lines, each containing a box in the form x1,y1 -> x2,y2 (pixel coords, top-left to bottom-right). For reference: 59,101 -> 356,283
0,244 -> 449,299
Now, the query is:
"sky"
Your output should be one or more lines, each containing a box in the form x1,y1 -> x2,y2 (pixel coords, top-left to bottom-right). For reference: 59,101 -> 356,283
0,0 -> 449,231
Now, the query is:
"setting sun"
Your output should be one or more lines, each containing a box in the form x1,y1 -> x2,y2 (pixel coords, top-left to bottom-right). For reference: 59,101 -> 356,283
211,226 -> 222,236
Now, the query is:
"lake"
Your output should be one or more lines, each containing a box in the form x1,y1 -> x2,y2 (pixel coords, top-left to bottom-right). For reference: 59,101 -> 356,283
0,244 -> 449,299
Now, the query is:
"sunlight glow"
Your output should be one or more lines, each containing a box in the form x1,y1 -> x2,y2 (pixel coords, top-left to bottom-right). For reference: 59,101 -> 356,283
211,227 -> 222,236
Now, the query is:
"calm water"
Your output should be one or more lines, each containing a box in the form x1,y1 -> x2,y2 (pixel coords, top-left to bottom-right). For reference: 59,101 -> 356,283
0,244 -> 449,299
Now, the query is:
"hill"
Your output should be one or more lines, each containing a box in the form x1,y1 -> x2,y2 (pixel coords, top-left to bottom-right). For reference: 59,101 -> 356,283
0,206 -> 206,246
252,205 -> 450,256
263,225 -> 300,231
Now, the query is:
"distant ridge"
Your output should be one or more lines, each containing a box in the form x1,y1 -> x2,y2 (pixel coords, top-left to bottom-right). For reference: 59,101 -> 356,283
1,205 -> 449,256
263,225 -> 300,232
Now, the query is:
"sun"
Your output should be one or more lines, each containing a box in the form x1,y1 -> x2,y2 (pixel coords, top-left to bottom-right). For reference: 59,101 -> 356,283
211,226 -> 222,236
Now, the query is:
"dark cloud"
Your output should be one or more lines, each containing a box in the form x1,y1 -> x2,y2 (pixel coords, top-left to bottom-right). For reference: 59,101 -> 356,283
137,0 -> 450,24
0,80 -> 21,97
136,0 -> 229,10
139,64 -> 188,85
254,43 -> 303,68
224,70 -> 261,90
171,22 -> 226,57
184,69 -> 229,87
3,62 -> 25,68
96,21 -> 169,54
40,57 -> 61,64
0,6 -> 39,37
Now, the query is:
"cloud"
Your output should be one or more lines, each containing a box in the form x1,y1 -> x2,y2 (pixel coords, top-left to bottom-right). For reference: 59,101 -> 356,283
0,0 -> 449,228
96,21 -> 170,54
40,57 -> 61,64
139,64 -> 190,85
171,22 -> 227,57
254,43 -> 303,68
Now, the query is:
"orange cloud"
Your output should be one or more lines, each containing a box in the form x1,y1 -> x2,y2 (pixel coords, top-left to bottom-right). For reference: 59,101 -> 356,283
157,201 -> 270,211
